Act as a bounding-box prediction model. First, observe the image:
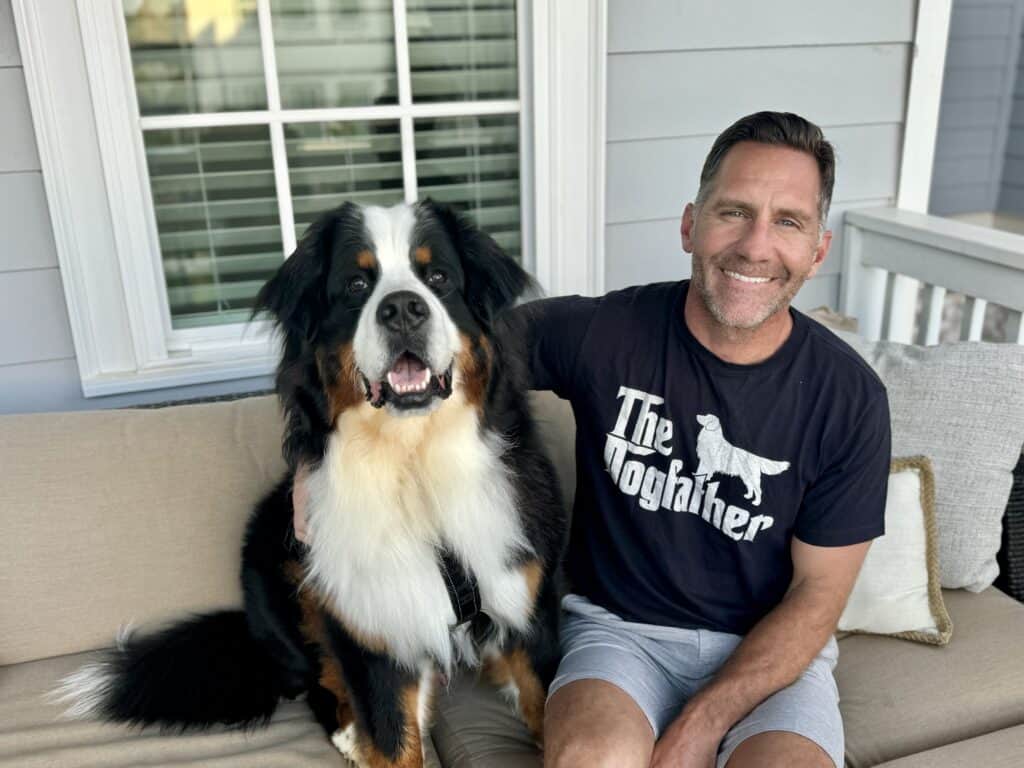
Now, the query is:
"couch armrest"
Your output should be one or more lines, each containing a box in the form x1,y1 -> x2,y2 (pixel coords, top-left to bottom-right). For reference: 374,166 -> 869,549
996,452 -> 1024,603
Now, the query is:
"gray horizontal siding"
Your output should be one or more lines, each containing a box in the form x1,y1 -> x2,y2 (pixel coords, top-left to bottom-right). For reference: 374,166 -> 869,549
608,0 -> 915,53
603,0 -> 917,300
0,172 -> 57,270
606,124 -> 902,225
999,16 -> 1024,213
0,269 -> 75,365
0,65 -> 39,172
931,0 -> 1024,216
0,0 -> 17,67
607,44 -> 910,143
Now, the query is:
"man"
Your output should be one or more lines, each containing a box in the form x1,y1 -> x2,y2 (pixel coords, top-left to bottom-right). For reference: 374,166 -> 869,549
296,112 -> 890,767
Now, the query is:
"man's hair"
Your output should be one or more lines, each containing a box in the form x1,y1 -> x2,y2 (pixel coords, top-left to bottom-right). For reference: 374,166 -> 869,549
694,111 -> 836,232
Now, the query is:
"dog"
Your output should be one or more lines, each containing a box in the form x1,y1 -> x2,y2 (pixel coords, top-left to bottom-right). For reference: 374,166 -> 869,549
694,414 -> 789,506
55,201 -> 568,768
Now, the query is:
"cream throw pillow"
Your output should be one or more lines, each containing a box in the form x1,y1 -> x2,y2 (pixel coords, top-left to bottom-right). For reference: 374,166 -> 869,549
839,456 -> 953,645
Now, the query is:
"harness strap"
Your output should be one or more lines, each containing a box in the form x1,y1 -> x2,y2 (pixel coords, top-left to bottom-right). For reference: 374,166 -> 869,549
438,549 -> 482,626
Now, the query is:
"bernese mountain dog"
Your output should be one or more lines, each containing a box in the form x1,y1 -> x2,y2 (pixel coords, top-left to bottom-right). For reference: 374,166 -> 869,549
56,201 -> 568,767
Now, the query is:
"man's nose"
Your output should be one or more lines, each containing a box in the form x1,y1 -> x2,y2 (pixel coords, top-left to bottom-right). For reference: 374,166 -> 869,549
735,216 -> 773,261
377,290 -> 430,333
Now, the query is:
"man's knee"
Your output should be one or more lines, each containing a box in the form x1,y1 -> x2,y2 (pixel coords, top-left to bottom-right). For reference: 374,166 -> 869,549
545,728 -> 649,768
543,680 -> 653,768
725,730 -> 835,768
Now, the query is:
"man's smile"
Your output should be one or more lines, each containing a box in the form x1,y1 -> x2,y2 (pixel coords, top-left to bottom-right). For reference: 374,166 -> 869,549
722,268 -> 774,285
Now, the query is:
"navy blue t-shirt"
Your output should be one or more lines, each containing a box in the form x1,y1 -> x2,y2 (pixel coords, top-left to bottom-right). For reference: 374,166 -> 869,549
519,281 -> 890,635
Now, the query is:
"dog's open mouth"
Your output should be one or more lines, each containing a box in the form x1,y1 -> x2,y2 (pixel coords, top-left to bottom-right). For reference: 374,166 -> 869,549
361,352 -> 453,409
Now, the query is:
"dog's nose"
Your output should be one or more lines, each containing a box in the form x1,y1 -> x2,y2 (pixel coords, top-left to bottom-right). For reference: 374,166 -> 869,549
377,290 -> 430,333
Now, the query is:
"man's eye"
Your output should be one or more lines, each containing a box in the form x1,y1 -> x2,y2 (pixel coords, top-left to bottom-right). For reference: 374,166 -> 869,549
427,269 -> 448,286
779,219 -> 799,228
347,276 -> 369,294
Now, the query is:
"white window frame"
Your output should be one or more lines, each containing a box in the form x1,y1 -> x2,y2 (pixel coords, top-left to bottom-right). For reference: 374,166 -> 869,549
13,0 -> 606,397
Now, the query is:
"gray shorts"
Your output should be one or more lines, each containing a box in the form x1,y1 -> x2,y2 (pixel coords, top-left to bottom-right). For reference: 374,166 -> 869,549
548,595 -> 843,768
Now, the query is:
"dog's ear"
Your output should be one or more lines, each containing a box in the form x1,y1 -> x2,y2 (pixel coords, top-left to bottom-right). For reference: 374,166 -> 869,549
253,205 -> 349,342
425,199 -> 535,326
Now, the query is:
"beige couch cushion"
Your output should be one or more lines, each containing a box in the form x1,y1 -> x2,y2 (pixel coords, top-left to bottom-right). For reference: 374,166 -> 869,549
871,725 -> 1024,767
838,588 -> 1024,767
0,650 -> 442,767
0,396 -> 287,665
528,391 -> 577,511
433,673 -> 540,768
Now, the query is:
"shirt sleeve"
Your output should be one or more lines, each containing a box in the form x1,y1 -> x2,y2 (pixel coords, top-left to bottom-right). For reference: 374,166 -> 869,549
510,295 -> 600,399
794,389 -> 891,547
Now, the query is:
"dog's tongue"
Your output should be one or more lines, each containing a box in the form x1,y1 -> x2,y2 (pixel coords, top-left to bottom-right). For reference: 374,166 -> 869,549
389,352 -> 427,388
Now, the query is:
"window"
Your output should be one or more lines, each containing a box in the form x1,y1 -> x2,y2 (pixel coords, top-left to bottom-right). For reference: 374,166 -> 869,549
13,0 -> 605,396
127,0 -> 526,332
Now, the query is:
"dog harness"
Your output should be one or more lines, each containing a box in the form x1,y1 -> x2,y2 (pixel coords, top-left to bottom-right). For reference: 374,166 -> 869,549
438,549 -> 482,625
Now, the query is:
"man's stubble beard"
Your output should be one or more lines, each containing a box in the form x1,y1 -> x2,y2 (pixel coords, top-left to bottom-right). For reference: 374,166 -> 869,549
690,250 -> 809,331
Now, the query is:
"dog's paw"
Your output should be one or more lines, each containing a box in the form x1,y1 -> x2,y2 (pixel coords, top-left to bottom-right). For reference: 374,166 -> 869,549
331,723 -> 359,760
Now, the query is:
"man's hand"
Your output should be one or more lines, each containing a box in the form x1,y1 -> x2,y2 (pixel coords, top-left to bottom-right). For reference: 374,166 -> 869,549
650,708 -> 721,768
292,463 -> 310,544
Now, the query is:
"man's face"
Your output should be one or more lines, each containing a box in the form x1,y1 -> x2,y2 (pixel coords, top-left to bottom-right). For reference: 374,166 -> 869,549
681,142 -> 832,330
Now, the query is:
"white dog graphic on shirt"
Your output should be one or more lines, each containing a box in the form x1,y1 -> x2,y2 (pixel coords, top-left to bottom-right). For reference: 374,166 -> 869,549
695,414 -> 790,506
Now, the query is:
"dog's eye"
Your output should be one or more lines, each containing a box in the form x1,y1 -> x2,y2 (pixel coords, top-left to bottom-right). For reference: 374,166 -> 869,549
347,276 -> 369,294
427,269 -> 447,286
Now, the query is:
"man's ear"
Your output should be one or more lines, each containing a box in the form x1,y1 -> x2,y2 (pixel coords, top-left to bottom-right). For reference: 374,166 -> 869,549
425,200 -> 534,325
253,204 -> 348,341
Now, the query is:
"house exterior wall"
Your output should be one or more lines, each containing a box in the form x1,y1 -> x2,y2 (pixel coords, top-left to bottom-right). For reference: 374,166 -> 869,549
602,0 -> 918,312
2,1 -> 928,413
0,0 -> 275,414
931,0 -> 1024,217
998,7 -> 1024,214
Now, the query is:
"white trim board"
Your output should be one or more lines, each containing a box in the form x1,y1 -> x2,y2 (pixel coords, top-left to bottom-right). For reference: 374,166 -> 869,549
12,0 -> 605,397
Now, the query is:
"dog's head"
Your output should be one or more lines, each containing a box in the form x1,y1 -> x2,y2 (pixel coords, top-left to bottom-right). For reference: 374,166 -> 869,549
696,414 -> 720,430
255,201 -> 532,428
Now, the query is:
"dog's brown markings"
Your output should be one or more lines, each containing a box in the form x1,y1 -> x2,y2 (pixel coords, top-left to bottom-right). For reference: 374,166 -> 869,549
281,561 -> 357,729
456,334 -> 493,409
357,249 -> 377,270
485,648 -> 546,744
519,559 -> 544,605
317,344 -> 363,426
356,679 -> 433,768
414,246 -> 432,265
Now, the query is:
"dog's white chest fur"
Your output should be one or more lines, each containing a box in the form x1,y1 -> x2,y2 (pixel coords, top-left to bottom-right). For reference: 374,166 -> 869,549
304,396 -> 533,669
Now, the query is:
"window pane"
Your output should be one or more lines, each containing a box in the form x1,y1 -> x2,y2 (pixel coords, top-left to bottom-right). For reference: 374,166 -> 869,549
287,121 -> 405,234
124,0 -> 267,116
271,0 -> 399,109
416,114 -> 520,260
407,0 -> 518,103
143,125 -> 282,329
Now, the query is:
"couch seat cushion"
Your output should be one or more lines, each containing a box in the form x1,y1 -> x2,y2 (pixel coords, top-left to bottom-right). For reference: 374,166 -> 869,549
0,650 -> 442,767
870,724 -> 1024,767
838,588 -> 1024,767
433,672 -> 541,768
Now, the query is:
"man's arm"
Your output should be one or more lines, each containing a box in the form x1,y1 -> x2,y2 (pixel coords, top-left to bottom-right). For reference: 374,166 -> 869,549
650,537 -> 870,768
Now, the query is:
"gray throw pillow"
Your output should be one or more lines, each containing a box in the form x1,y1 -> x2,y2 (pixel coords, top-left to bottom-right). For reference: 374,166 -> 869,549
835,330 -> 1024,591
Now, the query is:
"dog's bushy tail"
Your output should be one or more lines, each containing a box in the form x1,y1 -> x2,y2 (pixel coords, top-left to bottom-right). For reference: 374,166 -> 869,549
760,458 -> 791,476
53,611 -> 287,730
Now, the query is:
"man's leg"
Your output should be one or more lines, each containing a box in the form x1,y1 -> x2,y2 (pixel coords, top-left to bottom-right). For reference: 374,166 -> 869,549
544,679 -> 654,768
542,596 -> 693,768
725,731 -> 832,768
714,637 -> 844,768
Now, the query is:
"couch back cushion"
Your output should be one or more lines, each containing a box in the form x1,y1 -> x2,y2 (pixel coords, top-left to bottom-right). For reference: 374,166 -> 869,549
0,391 -> 578,666
529,391 -> 577,512
0,396 -> 287,665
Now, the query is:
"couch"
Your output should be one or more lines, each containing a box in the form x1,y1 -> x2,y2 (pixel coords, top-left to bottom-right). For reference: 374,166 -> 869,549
2,386 -> 1023,767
